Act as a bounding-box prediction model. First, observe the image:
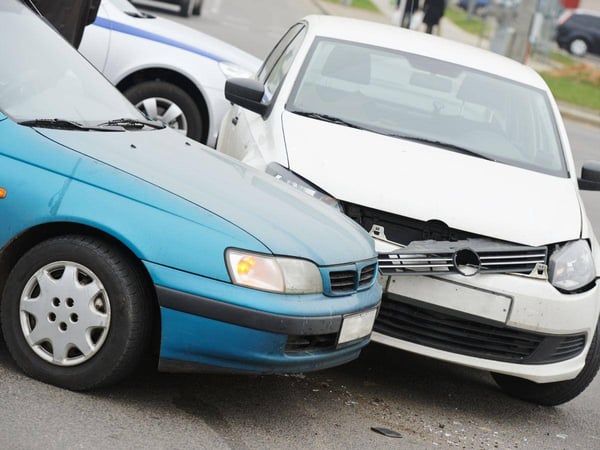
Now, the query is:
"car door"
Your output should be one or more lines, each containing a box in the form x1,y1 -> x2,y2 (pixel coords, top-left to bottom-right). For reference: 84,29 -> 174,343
219,23 -> 306,170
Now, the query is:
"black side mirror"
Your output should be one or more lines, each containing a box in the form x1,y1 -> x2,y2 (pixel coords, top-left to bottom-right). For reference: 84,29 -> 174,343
225,78 -> 267,116
579,161 -> 600,191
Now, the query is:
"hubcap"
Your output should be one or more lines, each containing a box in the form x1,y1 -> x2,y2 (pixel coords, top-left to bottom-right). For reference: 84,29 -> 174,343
135,97 -> 187,135
571,39 -> 587,56
19,261 -> 111,367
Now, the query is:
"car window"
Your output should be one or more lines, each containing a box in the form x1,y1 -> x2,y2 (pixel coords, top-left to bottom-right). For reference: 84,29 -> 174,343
287,38 -> 567,177
0,2 -> 142,124
263,27 -> 306,103
258,23 -> 305,85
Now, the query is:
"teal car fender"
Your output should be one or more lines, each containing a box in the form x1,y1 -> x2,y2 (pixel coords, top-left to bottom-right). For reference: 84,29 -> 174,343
0,119 -> 266,282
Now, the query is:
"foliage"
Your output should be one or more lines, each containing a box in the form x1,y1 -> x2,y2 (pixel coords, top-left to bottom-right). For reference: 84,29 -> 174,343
542,64 -> 600,112
323,0 -> 379,12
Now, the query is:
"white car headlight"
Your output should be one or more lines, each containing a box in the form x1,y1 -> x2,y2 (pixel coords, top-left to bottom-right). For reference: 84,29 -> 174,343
225,249 -> 323,294
218,61 -> 254,79
266,163 -> 343,212
548,240 -> 596,292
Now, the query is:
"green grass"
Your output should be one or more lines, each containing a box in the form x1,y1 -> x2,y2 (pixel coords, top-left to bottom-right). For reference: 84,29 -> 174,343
541,74 -> 600,112
549,51 -> 575,67
444,5 -> 486,36
323,0 -> 379,12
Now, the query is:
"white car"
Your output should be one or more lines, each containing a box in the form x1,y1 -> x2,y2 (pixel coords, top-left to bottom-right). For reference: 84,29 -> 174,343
79,0 -> 260,146
217,15 -> 600,405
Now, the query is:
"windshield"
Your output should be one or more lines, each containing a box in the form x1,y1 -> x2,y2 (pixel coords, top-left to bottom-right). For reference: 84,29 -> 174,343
0,1 -> 144,126
287,38 -> 567,177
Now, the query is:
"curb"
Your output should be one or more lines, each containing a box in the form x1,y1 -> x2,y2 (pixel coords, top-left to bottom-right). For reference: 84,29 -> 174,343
311,0 -> 600,128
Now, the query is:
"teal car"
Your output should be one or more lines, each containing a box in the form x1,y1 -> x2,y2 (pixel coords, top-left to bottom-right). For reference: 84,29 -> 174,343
0,1 -> 380,390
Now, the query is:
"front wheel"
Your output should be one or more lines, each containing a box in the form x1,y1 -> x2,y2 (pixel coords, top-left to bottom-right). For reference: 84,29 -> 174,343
124,80 -> 204,142
492,321 -> 600,406
569,38 -> 588,57
1,236 -> 152,390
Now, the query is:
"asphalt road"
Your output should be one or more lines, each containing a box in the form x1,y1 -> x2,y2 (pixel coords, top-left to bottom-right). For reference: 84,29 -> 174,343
1,1 -> 600,449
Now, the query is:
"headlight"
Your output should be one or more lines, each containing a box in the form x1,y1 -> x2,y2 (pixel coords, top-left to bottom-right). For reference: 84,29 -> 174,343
225,249 -> 323,294
218,61 -> 254,79
549,240 -> 596,292
266,162 -> 343,212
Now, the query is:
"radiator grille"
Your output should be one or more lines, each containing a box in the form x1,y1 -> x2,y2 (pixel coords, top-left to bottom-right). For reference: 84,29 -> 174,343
329,270 -> 357,292
378,240 -> 547,277
324,260 -> 378,295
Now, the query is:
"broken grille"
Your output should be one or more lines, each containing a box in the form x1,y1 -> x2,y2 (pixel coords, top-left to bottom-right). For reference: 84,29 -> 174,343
378,239 -> 547,277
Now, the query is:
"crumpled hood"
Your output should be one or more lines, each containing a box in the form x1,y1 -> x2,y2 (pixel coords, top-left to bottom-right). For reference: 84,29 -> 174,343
37,127 -> 375,265
282,112 -> 582,247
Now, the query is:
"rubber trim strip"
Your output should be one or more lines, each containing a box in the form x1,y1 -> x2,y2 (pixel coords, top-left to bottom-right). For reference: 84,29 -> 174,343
156,285 -> 343,335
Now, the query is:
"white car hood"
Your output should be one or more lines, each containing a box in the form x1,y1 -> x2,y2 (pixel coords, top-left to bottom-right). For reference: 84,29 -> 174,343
282,112 -> 582,247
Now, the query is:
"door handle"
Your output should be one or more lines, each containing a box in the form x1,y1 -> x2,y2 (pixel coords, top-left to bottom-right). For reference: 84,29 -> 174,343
231,116 -> 239,126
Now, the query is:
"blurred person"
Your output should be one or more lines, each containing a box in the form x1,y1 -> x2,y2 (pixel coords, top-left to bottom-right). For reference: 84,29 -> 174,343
422,0 -> 446,34
396,0 -> 421,28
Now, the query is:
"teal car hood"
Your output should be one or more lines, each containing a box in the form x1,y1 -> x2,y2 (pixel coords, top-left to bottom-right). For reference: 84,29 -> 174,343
37,127 -> 375,265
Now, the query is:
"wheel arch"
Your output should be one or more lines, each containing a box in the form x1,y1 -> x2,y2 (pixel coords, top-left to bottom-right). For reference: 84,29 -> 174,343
116,67 -> 210,143
0,221 -> 161,355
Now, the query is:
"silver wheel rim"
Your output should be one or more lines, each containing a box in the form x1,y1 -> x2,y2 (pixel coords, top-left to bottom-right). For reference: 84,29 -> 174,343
19,261 -> 111,367
571,39 -> 587,56
135,96 -> 188,135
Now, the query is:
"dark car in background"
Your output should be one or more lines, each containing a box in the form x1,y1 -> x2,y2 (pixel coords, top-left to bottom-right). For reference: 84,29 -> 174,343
557,9 -> 600,57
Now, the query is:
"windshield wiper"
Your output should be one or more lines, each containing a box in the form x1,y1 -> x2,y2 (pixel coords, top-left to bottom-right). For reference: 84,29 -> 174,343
19,119 -> 94,130
288,109 -> 366,130
97,118 -> 165,130
383,133 -> 496,162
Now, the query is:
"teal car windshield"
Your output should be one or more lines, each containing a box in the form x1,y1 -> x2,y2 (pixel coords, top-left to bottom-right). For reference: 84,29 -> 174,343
0,2 -> 143,125
287,38 -> 567,177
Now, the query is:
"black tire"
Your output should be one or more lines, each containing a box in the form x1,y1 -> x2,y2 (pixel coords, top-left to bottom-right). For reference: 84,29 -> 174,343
1,236 -> 152,391
492,321 -> 600,406
180,0 -> 193,17
124,80 -> 204,142
192,0 -> 202,16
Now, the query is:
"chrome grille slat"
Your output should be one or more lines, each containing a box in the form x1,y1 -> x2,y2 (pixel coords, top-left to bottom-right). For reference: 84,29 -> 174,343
378,239 -> 548,277
479,253 -> 546,260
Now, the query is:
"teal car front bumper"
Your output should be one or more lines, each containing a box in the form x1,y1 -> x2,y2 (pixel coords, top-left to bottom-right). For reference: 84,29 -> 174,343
146,261 -> 382,373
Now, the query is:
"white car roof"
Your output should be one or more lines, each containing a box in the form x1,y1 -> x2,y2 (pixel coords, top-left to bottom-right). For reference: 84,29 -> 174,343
302,15 -> 548,91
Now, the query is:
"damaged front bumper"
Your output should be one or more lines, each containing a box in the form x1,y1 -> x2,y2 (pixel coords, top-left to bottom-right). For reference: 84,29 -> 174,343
372,237 -> 600,383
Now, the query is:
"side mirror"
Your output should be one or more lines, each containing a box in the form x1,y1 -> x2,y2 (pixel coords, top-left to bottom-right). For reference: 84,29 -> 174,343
225,78 -> 267,116
579,161 -> 600,191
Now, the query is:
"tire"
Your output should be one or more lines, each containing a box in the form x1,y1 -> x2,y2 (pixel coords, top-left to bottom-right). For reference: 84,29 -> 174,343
192,0 -> 203,16
180,0 -> 193,17
569,38 -> 588,57
124,80 -> 204,142
1,236 -> 152,390
492,321 -> 600,406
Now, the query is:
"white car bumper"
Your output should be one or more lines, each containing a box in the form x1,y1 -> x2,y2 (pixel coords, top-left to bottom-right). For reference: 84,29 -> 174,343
374,265 -> 600,384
